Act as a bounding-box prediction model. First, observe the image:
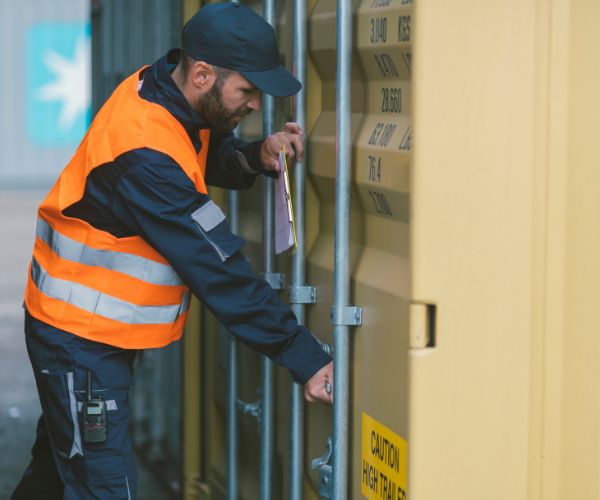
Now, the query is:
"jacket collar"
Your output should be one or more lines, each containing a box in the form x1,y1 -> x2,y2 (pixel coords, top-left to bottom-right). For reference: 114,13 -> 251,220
140,49 -> 210,136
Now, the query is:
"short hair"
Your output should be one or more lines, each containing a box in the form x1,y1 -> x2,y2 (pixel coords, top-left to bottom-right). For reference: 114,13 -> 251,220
180,50 -> 233,88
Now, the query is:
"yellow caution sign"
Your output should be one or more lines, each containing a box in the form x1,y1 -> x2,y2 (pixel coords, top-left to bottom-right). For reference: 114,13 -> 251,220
361,412 -> 408,500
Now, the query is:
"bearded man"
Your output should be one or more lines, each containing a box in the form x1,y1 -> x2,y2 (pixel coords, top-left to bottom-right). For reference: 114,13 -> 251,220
12,3 -> 333,499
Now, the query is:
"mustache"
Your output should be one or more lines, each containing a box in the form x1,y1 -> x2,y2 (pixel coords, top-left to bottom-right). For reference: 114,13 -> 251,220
233,108 -> 252,119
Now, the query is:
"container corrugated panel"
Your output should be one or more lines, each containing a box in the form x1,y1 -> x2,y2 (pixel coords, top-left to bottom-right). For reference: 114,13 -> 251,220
0,0 -> 90,188
190,1 -> 586,500
306,1 -> 411,498
185,0 -> 410,498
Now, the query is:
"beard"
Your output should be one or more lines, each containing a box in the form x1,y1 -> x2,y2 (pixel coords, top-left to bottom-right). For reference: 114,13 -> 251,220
196,83 -> 251,133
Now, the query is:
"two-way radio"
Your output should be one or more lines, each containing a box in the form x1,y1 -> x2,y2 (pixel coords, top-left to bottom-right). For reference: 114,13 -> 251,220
82,371 -> 107,443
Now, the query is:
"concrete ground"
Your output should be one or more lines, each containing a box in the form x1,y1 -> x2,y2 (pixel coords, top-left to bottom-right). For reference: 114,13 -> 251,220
0,189 -> 170,499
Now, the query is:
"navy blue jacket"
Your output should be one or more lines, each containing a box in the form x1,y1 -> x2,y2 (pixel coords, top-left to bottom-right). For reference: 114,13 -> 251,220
59,50 -> 331,384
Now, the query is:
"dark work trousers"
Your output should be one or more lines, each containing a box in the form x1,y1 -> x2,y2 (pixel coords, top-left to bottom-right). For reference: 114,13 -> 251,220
11,311 -> 138,499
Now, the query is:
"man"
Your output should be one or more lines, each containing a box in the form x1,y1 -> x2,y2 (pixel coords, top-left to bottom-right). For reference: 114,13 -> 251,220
12,3 -> 333,499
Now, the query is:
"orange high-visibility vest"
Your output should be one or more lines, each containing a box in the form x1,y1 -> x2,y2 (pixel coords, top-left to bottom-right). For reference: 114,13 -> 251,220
24,68 -> 210,349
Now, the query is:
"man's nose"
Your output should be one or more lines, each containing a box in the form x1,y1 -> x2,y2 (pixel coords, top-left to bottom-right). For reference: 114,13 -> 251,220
247,91 -> 262,111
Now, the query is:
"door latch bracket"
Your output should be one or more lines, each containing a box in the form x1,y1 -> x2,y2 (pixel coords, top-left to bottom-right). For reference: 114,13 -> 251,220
331,306 -> 362,326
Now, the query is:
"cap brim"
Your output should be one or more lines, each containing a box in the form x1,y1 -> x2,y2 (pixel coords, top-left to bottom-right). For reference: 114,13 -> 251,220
241,64 -> 301,97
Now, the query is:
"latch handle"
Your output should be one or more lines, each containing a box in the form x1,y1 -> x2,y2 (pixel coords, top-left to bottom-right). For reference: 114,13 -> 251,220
311,436 -> 333,470
311,436 -> 334,499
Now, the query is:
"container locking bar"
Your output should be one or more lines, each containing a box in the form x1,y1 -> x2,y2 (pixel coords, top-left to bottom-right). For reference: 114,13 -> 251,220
289,0 -> 311,495
331,306 -> 362,326
227,189 -> 240,500
260,0 -> 277,490
332,0 -> 353,496
289,285 -> 316,304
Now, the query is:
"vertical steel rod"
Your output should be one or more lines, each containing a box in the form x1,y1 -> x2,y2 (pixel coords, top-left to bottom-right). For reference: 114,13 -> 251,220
290,0 -> 307,499
332,0 -> 352,499
261,1 -> 276,499
227,191 -> 239,500
227,0 -> 241,497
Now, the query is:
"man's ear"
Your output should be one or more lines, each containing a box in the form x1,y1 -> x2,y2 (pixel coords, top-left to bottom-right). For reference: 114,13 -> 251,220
189,61 -> 215,91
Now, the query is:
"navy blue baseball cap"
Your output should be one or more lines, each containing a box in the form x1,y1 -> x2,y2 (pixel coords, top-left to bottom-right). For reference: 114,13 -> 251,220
181,2 -> 301,97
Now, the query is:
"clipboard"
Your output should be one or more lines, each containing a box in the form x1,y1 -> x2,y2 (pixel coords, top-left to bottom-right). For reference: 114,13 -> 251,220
274,145 -> 297,255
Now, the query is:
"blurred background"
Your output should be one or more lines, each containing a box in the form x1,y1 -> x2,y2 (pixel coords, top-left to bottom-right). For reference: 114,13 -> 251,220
0,0 -> 91,491
0,0 -> 169,497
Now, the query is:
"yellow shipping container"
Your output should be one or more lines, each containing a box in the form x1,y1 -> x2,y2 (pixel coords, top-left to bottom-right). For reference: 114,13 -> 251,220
176,0 -> 600,499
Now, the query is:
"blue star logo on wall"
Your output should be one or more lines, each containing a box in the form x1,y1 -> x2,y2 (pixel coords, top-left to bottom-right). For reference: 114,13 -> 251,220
26,23 -> 91,147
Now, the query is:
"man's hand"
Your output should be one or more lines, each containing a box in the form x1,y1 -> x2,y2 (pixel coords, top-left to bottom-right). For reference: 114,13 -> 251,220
304,361 -> 333,404
260,122 -> 304,172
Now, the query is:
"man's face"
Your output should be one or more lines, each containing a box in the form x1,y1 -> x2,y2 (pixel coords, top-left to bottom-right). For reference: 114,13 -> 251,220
196,72 -> 262,132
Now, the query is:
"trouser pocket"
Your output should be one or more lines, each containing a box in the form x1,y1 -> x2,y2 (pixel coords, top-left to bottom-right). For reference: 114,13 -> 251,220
38,369 -> 83,460
66,453 -> 131,500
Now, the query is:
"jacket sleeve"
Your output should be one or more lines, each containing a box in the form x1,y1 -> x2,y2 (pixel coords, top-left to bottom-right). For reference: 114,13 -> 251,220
204,130 -> 277,189
111,156 -> 331,384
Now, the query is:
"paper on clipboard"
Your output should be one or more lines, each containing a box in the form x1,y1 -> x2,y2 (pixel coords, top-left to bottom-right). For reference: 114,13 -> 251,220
275,146 -> 297,255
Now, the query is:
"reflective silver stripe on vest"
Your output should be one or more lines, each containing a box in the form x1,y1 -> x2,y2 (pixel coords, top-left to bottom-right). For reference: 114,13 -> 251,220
36,218 -> 183,286
31,258 -> 189,325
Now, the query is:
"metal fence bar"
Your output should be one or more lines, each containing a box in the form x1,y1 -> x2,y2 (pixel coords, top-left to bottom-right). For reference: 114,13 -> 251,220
289,0 -> 307,499
227,190 -> 239,500
332,0 -> 352,498
260,0 -> 276,498
227,1 -> 241,498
